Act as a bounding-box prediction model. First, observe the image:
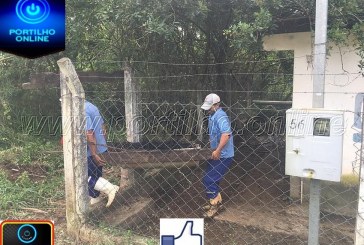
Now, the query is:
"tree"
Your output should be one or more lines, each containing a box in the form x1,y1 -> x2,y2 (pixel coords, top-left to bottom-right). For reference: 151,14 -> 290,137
0,0 -> 363,132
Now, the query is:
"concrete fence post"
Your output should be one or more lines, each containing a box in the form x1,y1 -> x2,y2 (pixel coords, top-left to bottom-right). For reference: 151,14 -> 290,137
58,58 -> 88,239
123,62 -> 140,187
124,62 -> 140,143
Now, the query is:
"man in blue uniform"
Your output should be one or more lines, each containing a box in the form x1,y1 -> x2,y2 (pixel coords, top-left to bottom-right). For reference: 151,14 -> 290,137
86,100 -> 119,207
201,93 -> 234,218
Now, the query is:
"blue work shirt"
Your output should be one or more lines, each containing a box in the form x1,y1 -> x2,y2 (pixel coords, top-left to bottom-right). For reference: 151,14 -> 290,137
208,108 -> 234,158
85,101 -> 107,156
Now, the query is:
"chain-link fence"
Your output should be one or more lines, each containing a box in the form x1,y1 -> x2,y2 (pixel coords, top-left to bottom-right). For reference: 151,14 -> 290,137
84,99 -> 357,245
7,57 -> 360,244
50,59 -> 359,245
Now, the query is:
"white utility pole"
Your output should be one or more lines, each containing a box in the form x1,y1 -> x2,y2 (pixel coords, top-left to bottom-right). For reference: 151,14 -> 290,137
309,0 -> 328,244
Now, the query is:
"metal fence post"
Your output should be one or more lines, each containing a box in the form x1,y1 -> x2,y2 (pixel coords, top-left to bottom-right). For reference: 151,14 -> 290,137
58,58 -> 88,238
355,99 -> 364,244
309,0 -> 328,244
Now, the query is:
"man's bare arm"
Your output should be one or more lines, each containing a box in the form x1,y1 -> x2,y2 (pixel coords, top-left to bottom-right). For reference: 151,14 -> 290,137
212,133 -> 230,160
86,129 -> 106,166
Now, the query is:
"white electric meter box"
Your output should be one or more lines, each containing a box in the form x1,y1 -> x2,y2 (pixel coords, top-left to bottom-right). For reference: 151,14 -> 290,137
285,109 -> 344,182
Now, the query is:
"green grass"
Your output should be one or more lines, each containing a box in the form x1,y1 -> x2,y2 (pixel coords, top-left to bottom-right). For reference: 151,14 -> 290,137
0,133 -> 64,218
96,224 -> 158,245
0,169 -> 64,217
0,138 -> 63,168
341,174 -> 360,187
0,133 -> 158,244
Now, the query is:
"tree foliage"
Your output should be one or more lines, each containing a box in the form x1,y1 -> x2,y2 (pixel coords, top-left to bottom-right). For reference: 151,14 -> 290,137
0,0 -> 363,133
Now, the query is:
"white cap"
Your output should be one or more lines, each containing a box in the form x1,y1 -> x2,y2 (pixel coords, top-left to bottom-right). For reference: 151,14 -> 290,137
201,93 -> 220,110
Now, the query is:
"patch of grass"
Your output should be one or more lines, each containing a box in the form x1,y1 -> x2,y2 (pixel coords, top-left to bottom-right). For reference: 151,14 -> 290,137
0,133 -> 159,245
0,135 -> 63,170
99,223 -> 139,242
341,174 -> 360,187
96,223 -> 158,245
145,239 -> 158,245
0,169 -> 64,218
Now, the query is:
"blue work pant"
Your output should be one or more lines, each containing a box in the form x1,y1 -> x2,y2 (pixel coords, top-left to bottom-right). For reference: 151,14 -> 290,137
87,156 -> 103,198
203,158 -> 233,199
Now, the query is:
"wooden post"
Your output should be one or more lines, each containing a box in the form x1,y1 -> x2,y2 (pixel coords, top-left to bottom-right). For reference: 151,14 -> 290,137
124,63 -> 140,143
58,58 -> 88,238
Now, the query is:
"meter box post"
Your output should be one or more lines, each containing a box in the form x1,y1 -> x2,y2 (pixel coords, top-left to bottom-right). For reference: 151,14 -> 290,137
285,109 -> 344,182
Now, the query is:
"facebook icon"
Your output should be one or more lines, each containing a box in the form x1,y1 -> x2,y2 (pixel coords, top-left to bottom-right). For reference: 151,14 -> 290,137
160,219 -> 204,245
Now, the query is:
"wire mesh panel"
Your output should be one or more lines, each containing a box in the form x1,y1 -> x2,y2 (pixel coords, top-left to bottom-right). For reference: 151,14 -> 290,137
82,91 -> 357,244
10,58 -> 362,244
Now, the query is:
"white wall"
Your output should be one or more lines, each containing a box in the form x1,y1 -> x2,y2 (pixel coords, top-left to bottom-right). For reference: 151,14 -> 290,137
263,32 -> 364,176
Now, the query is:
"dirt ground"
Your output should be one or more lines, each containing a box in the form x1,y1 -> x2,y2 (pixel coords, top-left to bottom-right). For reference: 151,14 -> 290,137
128,143 -> 355,245
1,142 -> 356,244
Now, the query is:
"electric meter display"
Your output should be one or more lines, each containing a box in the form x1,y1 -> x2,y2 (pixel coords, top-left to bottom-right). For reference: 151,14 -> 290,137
313,118 -> 330,136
